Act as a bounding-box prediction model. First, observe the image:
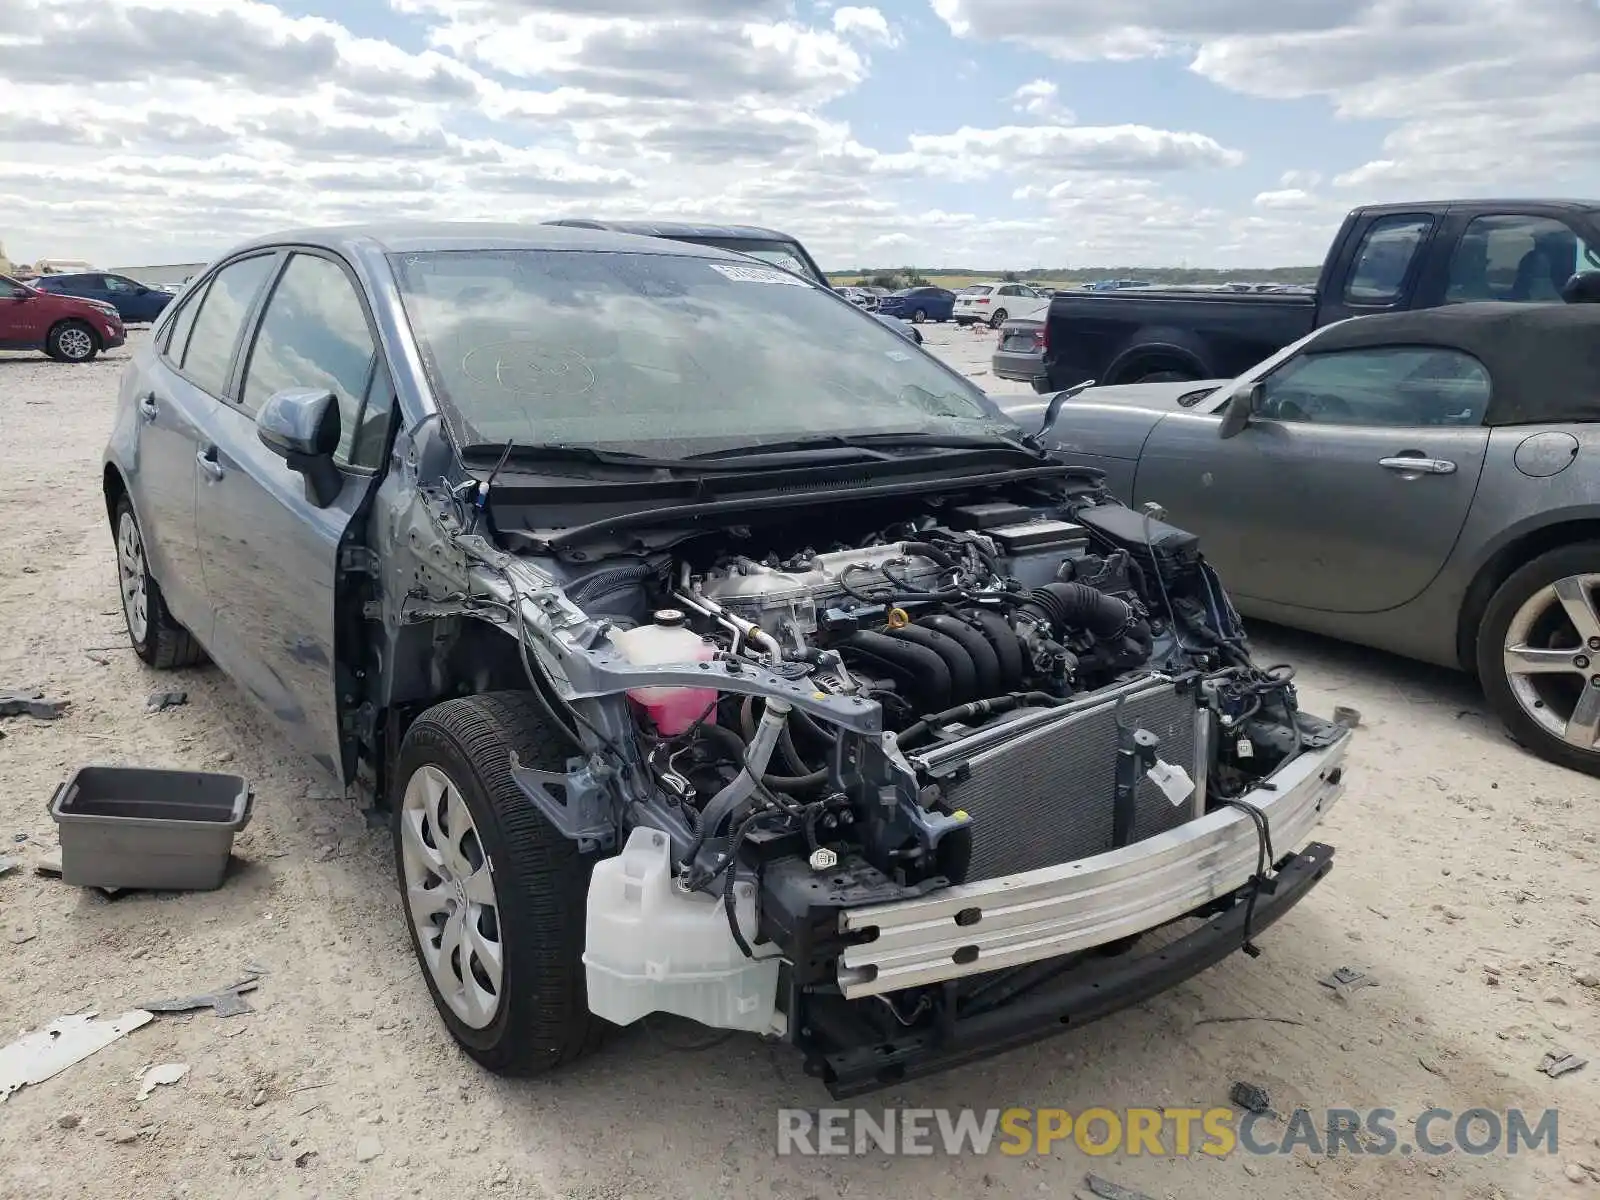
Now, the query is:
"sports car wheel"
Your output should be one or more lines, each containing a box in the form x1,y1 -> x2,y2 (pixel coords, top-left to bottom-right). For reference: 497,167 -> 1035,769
1480,543 -> 1600,776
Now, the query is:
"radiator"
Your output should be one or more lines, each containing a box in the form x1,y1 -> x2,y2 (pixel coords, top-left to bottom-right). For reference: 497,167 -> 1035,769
913,678 -> 1205,882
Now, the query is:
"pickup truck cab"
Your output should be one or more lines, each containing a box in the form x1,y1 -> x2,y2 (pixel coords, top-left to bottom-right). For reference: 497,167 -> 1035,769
1042,199 -> 1600,390
1,272 -> 127,362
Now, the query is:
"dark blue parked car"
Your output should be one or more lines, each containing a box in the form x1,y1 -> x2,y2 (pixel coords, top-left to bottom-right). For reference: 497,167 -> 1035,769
33,272 -> 173,323
875,286 -> 956,324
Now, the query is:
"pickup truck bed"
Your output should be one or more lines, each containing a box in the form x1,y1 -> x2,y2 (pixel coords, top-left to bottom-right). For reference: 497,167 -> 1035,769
1043,198 -> 1600,390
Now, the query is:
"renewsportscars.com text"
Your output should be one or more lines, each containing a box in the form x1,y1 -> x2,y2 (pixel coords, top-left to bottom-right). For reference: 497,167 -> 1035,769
776,1106 -> 1561,1158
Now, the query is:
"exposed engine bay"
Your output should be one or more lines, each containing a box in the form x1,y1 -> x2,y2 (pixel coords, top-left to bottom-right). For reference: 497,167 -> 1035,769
416,467 -> 1348,1095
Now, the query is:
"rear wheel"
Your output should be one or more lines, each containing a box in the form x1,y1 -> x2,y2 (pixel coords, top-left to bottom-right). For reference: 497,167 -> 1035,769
1479,544 -> 1600,777
911,308 -> 927,324
393,691 -> 604,1074
114,497 -> 204,669
47,320 -> 99,363
988,309 -> 1008,329
1130,368 -> 1196,384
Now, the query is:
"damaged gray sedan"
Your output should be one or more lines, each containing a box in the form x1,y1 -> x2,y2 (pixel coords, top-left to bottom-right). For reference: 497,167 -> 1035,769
102,224 -> 1351,1095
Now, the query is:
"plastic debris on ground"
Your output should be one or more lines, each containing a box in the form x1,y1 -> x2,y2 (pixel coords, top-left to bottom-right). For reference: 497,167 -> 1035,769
0,690 -> 68,720
138,973 -> 261,1019
0,854 -> 17,877
135,1062 -> 190,1101
1229,1080 -> 1273,1114
0,1010 -> 153,1102
1538,1051 -> 1588,1078
1082,1174 -> 1156,1200
145,690 -> 188,714
1319,965 -> 1378,1001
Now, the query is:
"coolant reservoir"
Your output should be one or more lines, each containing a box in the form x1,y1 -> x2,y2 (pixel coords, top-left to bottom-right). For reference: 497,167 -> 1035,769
583,826 -> 779,1032
608,609 -> 717,735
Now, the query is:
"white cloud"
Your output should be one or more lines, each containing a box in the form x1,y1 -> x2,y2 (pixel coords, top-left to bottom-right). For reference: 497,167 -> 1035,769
832,6 -> 898,46
880,123 -> 1244,181
1010,80 -> 1072,122
936,0 -> 1600,206
1253,188 -> 1318,210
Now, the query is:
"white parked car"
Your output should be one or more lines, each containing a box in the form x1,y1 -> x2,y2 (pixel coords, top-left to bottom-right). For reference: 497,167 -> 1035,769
953,283 -> 1050,328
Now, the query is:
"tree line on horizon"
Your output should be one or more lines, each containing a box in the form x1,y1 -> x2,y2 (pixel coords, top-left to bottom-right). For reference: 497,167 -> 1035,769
837,264 -> 1322,289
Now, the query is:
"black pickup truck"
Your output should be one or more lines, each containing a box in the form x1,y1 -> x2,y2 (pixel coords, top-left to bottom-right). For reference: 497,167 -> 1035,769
1039,198 -> 1600,391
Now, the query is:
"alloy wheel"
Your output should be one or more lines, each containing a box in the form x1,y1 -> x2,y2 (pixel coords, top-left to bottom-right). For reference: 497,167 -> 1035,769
399,763 -> 504,1029
1502,573 -> 1600,750
117,511 -> 148,644
58,327 -> 94,360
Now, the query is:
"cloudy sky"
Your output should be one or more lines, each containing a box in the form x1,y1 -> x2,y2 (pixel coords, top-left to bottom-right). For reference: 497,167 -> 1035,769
4,0 -> 1596,271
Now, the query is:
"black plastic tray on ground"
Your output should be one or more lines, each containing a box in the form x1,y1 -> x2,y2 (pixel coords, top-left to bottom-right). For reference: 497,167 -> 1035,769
49,766 -> 253,891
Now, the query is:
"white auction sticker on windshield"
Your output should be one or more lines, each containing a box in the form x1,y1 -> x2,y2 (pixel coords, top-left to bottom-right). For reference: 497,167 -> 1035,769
709,263 -> 810,286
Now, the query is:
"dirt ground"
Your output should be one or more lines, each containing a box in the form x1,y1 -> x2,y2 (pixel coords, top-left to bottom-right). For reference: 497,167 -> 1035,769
1,325 -> 1597,1200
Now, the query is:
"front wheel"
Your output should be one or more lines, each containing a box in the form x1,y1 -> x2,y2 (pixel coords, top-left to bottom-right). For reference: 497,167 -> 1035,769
1478,544 -> 1600,777
47,320 -> 99,363
393,692 -> 603,1074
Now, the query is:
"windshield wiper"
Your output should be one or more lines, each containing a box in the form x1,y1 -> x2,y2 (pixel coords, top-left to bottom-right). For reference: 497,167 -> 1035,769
682,430 -> 1042,461
459,440 -> 892,473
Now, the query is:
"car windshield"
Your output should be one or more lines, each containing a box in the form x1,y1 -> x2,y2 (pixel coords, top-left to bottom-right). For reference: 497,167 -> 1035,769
391,248 -> 1014,456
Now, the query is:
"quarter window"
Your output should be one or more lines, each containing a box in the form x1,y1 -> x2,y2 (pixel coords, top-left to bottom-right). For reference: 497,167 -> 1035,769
1344,215 -> 1431,305
1259,346 -> 1491,428
241,253 -> 380,466
180,255 -> 277,397
1445,214 -> 1594,304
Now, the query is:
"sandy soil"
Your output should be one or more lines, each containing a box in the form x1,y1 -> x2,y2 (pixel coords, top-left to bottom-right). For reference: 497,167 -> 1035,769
0,326 -> 1597,1200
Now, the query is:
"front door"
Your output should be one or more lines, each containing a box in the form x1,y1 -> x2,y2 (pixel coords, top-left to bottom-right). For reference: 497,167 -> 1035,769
195,250 -> 391,780
0,279 -> 50,349
1135,343 -> 1492,614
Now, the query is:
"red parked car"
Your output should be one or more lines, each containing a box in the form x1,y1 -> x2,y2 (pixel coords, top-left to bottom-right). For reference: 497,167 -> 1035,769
1,273 -> 126,362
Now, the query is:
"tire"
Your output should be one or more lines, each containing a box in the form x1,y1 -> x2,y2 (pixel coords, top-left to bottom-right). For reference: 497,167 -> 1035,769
1129,369 -> 1195,384
911,308 -> 927,324
113,496 -> 205,669
989,309 -> 1008,329
1478,543 -> 1600,777
393,691 -> 604,1075
46,320 -> 100,363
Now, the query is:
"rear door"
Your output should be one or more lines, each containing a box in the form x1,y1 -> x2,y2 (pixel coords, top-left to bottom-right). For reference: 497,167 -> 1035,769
129,254 -> 280,636
1135,343 -> 1492,613
195,249 -> 395,779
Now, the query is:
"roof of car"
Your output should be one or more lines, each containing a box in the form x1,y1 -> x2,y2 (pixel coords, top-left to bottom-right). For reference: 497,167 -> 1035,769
223,221 -> 757,261
1309,301 -> 1600,427
541,218 -> 799,241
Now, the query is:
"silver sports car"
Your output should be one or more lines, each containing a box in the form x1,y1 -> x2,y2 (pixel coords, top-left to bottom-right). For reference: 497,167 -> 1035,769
1000,299 -> 1600,776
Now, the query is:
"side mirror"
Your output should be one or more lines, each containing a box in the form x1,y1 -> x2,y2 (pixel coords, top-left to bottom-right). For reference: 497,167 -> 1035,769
6,285 -> 30,300
1218,382 -> 1261,440
1022,378 -> 1097,449
257,387 -> 342,507
1562,272 -> 1600,304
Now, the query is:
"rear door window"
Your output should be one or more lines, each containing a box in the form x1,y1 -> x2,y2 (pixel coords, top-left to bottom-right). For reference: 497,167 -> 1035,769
1445,214 -> 1596,303
178,254 -> 278,397
1344,215 -> 1432,304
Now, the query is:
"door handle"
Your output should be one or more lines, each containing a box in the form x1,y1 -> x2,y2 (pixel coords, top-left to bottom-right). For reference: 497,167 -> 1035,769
197,447 -> 225,481
1379,455 -> 1456,476
138,394 -> 158,420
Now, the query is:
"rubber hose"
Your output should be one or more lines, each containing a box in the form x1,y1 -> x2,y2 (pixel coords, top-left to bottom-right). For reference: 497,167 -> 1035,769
1023,582 -> 1132,640
567,562 -> 653,605
920,614 -> 1003,698
699,720 -> 826,794
837,630 -> 952,712
888,624 -> 977,705
967,609 -> 1026,688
